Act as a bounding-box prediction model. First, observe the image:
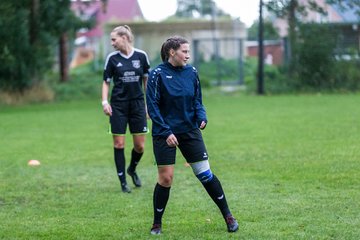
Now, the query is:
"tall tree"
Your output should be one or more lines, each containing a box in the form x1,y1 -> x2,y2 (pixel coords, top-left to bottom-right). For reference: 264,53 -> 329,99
175,0 -> 230,18
59,0 -> 107,82
265,0 -> 307,75
265,0 -> 360,76
0,0 -> 97,90
0,0 -> 38,91
326,0 -> 360,15
247,20 -> 280,41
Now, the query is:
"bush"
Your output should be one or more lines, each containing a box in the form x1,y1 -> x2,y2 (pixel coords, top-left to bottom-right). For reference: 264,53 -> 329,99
333,59 -> 360,92
243,57 -> 291,94
197,58 -> 243,87
51,61 -> 102,101
0,83 -> 54,105
293,24 -> 335,90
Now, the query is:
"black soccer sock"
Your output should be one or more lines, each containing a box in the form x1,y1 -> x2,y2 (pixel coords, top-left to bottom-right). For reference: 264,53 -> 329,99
114,148 -> 126,184
128,148 -> 143,172
202,174 -> 231,218
153,183 -> 171,225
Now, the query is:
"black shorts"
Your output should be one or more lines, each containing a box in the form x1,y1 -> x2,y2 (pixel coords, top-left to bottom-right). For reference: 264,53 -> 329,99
152,128 -> 209,166
109,99 -> 148,135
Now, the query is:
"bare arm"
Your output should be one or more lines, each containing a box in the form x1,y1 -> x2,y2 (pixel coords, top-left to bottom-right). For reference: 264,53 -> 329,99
101,81 -> 112,116
143,75 -> 149,119
143,75 -> 148,93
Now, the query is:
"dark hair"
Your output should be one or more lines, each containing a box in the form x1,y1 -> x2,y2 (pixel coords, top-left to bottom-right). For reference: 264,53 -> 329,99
160,36 -> 189,62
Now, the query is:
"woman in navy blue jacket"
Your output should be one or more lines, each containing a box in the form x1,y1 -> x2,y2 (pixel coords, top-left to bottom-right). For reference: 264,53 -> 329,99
146,36 -> 238,235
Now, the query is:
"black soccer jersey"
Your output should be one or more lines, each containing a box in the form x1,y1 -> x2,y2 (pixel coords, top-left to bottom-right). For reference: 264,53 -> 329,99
103,48 -> 150,102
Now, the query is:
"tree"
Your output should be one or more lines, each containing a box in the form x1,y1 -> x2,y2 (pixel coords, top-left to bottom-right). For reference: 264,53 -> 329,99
247,20 -> 280,41
265,0 -> 307,75
296,23 -> 337,90
57,0 -> 107,82
326,0 -> 360,15
36,0 -> 91,83
0,0 -> 36,91
265,0 -> 360,76
0,0 -> 97,91
175,0 -> 230,19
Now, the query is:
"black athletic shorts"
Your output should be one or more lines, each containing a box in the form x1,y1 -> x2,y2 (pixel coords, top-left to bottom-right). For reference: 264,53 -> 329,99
152,128 -> 209,166
109,99 -> 148,135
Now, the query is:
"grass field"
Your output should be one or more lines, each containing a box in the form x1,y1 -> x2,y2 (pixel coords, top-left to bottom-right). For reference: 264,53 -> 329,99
1,91 -> 359,239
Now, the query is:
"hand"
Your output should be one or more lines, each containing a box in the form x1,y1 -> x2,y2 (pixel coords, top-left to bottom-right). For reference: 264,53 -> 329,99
166,134 -> 179,147
103,103 -> 112,116
199,121 -> 207,130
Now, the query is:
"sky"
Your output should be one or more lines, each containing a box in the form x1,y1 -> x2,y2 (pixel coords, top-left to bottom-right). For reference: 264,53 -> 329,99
137,0 -> 259,27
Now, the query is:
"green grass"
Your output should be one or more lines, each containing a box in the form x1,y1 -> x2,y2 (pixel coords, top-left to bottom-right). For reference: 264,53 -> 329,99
1,92 -> 360,239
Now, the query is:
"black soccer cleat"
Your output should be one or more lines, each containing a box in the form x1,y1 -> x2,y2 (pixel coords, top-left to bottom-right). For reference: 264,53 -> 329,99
150,223 -> 162,235
121,183 -> 131,193
127,168 -> 142,187
225,215 -> 239,232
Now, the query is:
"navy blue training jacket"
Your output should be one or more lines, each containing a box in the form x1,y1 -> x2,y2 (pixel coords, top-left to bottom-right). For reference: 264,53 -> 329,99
146,62 -> 207,138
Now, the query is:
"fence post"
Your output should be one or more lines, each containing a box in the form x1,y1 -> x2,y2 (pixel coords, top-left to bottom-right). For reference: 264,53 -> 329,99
239,39 -> 244,85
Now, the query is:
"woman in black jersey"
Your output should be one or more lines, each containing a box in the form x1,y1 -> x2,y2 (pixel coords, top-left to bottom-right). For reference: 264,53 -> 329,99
146,36 -> 238,235
102,25 -> 150,193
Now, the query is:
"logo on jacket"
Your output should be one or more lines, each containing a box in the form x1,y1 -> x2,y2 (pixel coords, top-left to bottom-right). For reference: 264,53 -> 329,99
132,60 -> 140,68
117,62 -> 123,67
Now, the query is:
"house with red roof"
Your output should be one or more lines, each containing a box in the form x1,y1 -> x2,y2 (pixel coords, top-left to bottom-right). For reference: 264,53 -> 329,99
247,0 -> 359,65
70,0 -> 144,67
71,0 -> 144,39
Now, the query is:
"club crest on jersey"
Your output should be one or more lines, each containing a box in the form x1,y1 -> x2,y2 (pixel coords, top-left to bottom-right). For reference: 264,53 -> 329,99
132,60 -> 140,68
